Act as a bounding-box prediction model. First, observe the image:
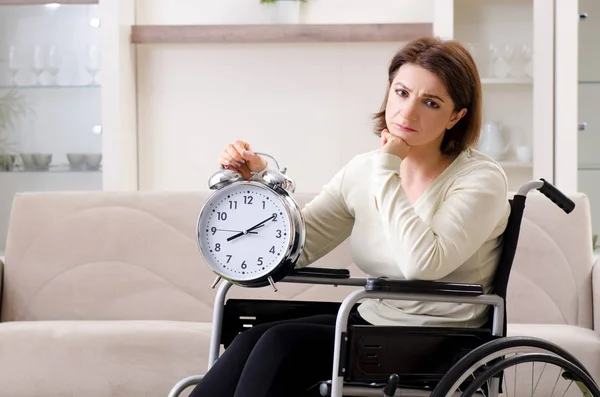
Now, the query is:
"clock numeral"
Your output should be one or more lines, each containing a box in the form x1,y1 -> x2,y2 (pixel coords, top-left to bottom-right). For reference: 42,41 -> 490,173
262,201 -> 266,209
244,195 -> 253,205
226,255 -> 232,263
241,260 -> 247,269
215,243 -> 221,252
272,213 -> 278,221
269,246 -> 275,254
276,230 -> 282,238
211,227 -> 217,235
217,211 -> 228,221
257,257 -> 263,266
229,201 -> 237,210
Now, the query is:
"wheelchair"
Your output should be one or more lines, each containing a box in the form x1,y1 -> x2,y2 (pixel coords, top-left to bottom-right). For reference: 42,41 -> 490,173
169,179 -> 600,397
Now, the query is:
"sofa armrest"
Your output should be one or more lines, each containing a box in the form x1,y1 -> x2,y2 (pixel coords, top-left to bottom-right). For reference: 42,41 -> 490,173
593,254 -> 600,331
0,256 -> 3,317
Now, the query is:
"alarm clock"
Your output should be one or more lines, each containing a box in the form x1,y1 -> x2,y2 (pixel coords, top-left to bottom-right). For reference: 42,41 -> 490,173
196,153 -> 305,290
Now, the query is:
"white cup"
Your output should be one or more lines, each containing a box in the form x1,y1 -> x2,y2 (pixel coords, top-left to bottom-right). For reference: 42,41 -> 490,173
516,146 -> 532,163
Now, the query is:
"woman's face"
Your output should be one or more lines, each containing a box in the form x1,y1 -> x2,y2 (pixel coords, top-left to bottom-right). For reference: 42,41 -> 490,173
385,63 -> 466,151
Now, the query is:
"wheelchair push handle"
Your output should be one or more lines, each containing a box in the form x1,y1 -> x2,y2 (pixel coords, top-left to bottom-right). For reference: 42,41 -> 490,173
516,178 -> 575,214
538,178 -> 575,214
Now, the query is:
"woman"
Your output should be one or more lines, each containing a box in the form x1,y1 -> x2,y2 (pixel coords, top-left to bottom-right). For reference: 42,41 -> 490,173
189,36 -> 511,397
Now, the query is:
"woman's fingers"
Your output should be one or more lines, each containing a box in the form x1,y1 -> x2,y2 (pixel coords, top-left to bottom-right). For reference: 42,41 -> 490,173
217,140 -> 266,180
224,144 -> 245,166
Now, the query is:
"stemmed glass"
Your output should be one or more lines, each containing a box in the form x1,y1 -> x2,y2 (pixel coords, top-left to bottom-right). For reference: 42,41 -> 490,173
502,44 -> 514,78
46,45 -> 61,85
31,45 -> 45,85
8,46 -> 19,86
84,44 -> 100,85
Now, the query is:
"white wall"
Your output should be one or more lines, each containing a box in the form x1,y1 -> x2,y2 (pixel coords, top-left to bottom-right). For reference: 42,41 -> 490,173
135,0 -> 436,194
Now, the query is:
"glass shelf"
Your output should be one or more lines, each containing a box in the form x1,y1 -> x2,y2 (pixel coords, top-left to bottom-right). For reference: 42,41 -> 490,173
499,161 -> 533,168
0,165 -> 101,173
0,84 -> 100,89
578,165 -> 600,171
481,78 -> 533,85
579,81 -> 600,84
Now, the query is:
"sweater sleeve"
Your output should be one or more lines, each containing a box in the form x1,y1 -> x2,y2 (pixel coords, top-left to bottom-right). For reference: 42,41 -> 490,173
294,165 -> 355,268
372,152 -> 508,281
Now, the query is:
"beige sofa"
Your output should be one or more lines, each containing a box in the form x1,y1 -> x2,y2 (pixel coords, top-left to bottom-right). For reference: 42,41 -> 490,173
0,189 -> 599,396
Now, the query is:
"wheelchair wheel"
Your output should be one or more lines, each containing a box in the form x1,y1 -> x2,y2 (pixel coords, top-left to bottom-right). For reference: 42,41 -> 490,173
459,353 -> 600,397
431,336 -> 600,397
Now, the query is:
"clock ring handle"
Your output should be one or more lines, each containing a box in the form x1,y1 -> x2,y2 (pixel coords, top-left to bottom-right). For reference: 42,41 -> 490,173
254,152 -> 286,174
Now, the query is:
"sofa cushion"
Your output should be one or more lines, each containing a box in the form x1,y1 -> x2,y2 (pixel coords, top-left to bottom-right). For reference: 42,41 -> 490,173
0,320 -> 212,397
506,192 -> 595,328
508,323 -> 600,384
1,191 -> 362,323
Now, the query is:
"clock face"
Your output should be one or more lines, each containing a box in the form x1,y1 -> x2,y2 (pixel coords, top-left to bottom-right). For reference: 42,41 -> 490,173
197,182 -> 293,282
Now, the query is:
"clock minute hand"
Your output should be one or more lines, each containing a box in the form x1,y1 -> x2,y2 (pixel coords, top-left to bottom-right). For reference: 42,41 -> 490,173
226,215 -> 275,242
246,214 -> 276,233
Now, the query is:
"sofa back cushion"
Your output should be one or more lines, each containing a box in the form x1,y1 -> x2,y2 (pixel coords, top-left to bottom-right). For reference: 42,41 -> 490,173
2,190 -> 594,328
506,191 -> 594,328
1,191 -> 361,322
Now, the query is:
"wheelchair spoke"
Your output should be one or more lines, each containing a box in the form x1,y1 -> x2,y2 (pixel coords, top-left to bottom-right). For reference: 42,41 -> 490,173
561,380 -> 574,397
480,380 -> 488,397
513,361 -> 516,397
550,369 -> 561,397
532,363 -> 547,396
503,368 -> 508,397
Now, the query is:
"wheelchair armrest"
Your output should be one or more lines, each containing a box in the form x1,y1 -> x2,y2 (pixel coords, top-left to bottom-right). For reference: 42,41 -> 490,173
287,267 -> 350,279
365,278 -> 484,296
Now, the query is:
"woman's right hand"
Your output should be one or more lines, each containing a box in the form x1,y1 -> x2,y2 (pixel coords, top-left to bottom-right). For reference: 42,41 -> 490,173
218,140 -> 267,180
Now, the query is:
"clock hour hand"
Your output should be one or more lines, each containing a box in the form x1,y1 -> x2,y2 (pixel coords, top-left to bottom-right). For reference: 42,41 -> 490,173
226,224 -> 266,242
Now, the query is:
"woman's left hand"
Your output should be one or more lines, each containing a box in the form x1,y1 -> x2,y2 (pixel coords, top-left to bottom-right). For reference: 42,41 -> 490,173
380,129 -> 412,159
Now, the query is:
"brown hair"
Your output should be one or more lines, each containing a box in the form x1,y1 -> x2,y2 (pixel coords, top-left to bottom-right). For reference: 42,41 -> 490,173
373,36 -> 482,155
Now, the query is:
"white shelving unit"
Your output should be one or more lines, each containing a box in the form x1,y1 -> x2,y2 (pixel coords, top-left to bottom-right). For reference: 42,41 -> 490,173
447,0 -> 554,192
0,3 -> 103,254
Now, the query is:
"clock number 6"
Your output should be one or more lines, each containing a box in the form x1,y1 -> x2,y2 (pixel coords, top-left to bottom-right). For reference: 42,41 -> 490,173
241,260 -> 247,269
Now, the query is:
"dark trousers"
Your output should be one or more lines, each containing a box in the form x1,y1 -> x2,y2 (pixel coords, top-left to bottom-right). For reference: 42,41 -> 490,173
188,312 -> 370,397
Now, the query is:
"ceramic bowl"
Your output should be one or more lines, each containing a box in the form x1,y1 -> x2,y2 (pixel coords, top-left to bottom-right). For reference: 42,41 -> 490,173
66,153 -> 87,170
84,154 -> 102,170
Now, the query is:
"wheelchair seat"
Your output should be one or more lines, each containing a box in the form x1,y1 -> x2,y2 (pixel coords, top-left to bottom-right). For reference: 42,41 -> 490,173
222,296 -> 496,391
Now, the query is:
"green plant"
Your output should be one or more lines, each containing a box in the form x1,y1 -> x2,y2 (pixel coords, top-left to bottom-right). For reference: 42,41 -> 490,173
0,90 -> 34,131
0,89 -> 35,153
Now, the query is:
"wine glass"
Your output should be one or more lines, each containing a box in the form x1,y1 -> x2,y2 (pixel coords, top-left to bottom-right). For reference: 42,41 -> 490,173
31,45 -> 44,85
84,44 -> 100,85
46,45 -> 61,85
8,46 -> 19,86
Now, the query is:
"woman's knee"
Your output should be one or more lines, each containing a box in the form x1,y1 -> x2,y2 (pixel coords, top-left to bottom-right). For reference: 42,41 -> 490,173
229,322 -> 274,349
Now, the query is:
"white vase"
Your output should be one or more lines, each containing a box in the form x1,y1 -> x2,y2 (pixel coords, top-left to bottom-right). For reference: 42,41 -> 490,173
262,1 -> 302,24
138,0 -> 302,25
300,0 -> 432,24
